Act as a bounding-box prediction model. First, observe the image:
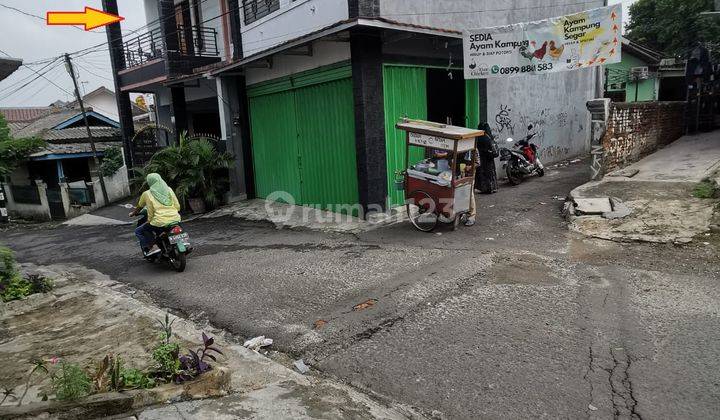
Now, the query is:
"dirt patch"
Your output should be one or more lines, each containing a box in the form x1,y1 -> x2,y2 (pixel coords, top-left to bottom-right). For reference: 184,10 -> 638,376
487,255 -> 560,286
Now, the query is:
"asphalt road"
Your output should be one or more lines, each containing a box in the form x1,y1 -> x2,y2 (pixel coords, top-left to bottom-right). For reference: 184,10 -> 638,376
3,160 -> 719,419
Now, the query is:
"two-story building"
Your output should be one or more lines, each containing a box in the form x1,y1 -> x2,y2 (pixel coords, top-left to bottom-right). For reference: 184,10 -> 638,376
105,0 -> 605,216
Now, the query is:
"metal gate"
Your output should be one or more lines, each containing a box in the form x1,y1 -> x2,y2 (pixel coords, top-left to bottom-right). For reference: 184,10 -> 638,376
247,64 -> 359,212
46,188 -> 66,220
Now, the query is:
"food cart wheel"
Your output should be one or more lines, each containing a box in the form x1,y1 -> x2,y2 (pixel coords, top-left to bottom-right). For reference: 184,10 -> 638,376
406,190 -> 439,233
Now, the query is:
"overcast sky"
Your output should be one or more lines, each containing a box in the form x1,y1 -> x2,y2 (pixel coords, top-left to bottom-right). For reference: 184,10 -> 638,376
0,0 -> 146,107
0,0 -> 638,108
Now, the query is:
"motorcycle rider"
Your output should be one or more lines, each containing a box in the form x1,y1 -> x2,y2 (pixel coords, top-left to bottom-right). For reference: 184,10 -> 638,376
129,173 -> 181,256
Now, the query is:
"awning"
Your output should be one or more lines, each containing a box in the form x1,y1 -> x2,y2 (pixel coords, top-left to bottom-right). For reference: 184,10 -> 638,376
211,17 -> 462,76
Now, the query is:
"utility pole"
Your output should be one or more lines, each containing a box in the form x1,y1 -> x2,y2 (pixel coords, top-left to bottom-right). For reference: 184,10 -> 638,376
64,53 -> 110,206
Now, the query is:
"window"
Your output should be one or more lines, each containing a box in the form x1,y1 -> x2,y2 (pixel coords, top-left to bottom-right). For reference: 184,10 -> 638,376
243,0 -> 280,25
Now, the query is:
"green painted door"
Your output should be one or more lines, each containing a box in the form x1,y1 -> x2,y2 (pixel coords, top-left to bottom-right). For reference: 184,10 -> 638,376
465,79 -> 480,129
248,90 -> 301,203
295,78 -> 359,212
383,65 -> 428,207
248,66 -> 358,211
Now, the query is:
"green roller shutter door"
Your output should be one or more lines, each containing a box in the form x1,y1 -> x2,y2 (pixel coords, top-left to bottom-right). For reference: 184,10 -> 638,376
248,90 -> 302,203
383,65 -> 428,207
295,78 -> 358,212
248,65 -> 358,211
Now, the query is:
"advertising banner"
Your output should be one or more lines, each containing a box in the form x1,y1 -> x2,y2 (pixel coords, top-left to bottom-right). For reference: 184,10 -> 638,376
463,5 -> 622,79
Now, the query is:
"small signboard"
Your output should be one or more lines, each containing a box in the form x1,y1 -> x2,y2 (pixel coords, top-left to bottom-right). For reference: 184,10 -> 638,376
408,132 -> 476,152
464,5 -> 622,78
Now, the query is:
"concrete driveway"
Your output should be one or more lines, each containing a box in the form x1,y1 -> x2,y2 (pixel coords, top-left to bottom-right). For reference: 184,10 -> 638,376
3,158 -> 719,419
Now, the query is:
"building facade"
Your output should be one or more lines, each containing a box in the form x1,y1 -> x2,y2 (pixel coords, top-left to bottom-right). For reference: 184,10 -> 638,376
106,0 -> 605,215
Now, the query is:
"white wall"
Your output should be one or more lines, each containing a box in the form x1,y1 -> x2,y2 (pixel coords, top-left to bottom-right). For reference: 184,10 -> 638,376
85,93 -> 120,122
380,0 -> 606,163
245,41 -> 350,85
201,0 -> 230,60
240,0 -> 349,57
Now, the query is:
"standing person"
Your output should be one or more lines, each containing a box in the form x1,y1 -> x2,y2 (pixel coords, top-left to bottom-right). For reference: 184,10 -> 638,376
475,122 -> 499,194
129,173 -> 181,256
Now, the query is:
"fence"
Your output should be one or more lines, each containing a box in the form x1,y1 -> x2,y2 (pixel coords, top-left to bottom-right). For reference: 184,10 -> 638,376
601,101 -> 686,173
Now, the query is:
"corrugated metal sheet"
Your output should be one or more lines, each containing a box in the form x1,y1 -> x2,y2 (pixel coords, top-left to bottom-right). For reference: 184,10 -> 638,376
247,62 -> 352,98
248,90 -> 302,202
383,65 -> 427,207
248,68 -> 358,211
295,78 -> 358,213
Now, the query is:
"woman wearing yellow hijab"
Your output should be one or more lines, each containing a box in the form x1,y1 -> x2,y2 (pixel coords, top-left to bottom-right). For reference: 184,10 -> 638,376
130,173 -> 181,256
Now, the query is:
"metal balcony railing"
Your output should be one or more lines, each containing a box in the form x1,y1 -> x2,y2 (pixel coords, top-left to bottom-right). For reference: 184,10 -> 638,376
122,25 -> 220,69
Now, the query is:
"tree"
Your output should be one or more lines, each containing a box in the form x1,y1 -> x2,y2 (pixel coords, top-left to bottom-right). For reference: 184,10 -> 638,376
0,113 -> 46,179
626,0 -> 720,60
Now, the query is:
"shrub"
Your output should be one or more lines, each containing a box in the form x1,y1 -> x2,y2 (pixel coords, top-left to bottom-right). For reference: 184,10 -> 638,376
120,368 -> 156,390
132,133 -> 233,209
99,146 -> 124,177
152,342 -> 181,381
0,247 -> 54,302
52,363 -> 92,401
693,179 -> 719,199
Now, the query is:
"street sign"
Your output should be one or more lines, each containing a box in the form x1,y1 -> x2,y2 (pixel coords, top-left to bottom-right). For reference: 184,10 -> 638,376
463,5 -> 622,78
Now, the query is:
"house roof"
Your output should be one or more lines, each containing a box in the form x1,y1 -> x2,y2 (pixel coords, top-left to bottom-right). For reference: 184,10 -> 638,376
29,142 -> 119,159
41,126 -> 121,142
0,57 -> 22,82
622,38 -> 663,65
11,108 -> 119,139
0,107 -> 55,123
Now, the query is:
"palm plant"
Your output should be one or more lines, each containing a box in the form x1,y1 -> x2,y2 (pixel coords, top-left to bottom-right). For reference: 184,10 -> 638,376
132,133 -> 233,210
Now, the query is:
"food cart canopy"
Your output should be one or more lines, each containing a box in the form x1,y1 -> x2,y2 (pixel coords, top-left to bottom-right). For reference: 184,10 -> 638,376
0,57 -> 22,82
396,119 -> 484,140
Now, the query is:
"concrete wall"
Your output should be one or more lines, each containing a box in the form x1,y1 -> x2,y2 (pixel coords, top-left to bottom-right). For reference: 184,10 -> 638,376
2,181 -> 52,221
379,0 -> 606,163
245,41 -> 351,85
605,53 -> 658,103
85,92 -> 121,122
239,0 -> 349,57
601,101 -> 686,173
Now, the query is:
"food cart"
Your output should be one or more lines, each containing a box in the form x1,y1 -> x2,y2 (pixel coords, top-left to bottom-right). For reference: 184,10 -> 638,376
395,119 -> 485,232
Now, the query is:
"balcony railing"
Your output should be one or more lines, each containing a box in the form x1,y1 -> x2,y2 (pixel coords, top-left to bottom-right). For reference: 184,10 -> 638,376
123,25 -> 220,69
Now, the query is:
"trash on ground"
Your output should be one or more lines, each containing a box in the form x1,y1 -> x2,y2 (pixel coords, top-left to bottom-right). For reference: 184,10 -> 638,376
294,359 -> 310,374
314,319 -> 328,329
243,335 -> 274,351
588,404 -> 598,411
570,159 -> 582,164
353,299 -> 378,311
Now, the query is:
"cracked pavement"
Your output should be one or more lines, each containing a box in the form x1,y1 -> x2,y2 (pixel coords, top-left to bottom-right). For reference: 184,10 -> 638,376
3,159 -> 720,419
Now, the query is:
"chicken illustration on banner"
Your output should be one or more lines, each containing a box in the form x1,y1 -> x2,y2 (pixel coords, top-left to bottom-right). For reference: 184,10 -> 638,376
463,5 -> 622,78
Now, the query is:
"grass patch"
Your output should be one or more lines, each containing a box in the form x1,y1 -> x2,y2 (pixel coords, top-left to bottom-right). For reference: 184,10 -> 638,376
693,179 -> 719,199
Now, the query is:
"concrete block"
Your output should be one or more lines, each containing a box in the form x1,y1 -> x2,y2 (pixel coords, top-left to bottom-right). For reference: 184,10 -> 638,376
573,198 -> 613,215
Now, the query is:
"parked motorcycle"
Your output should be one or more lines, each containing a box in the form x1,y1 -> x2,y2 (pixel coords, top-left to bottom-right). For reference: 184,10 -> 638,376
135,212 -> 192,272
500,125 -> 545,185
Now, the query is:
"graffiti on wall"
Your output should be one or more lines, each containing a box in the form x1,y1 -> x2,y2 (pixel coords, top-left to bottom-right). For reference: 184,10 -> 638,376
494,104 -> 515,135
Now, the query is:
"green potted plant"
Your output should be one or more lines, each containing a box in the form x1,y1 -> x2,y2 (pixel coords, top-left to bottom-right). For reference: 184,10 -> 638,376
133,133 -> 233,214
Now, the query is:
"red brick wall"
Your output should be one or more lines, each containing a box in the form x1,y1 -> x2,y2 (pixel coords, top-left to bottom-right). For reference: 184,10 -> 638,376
602,101 -> 686,173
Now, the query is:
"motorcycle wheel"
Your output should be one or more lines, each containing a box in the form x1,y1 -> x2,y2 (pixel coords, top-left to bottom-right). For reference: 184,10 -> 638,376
537,167 -> 545,177
169,249 -> 187,272
506,163 -> 523,186
406,190 -> 439,233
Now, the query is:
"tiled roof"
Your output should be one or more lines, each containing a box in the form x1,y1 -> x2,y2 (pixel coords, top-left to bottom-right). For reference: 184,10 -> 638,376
42,126 -> 121,142
30,142 -> 120,158
11,109 -> 81,139
8,122 -> 28,136
0,107 -> 54,123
